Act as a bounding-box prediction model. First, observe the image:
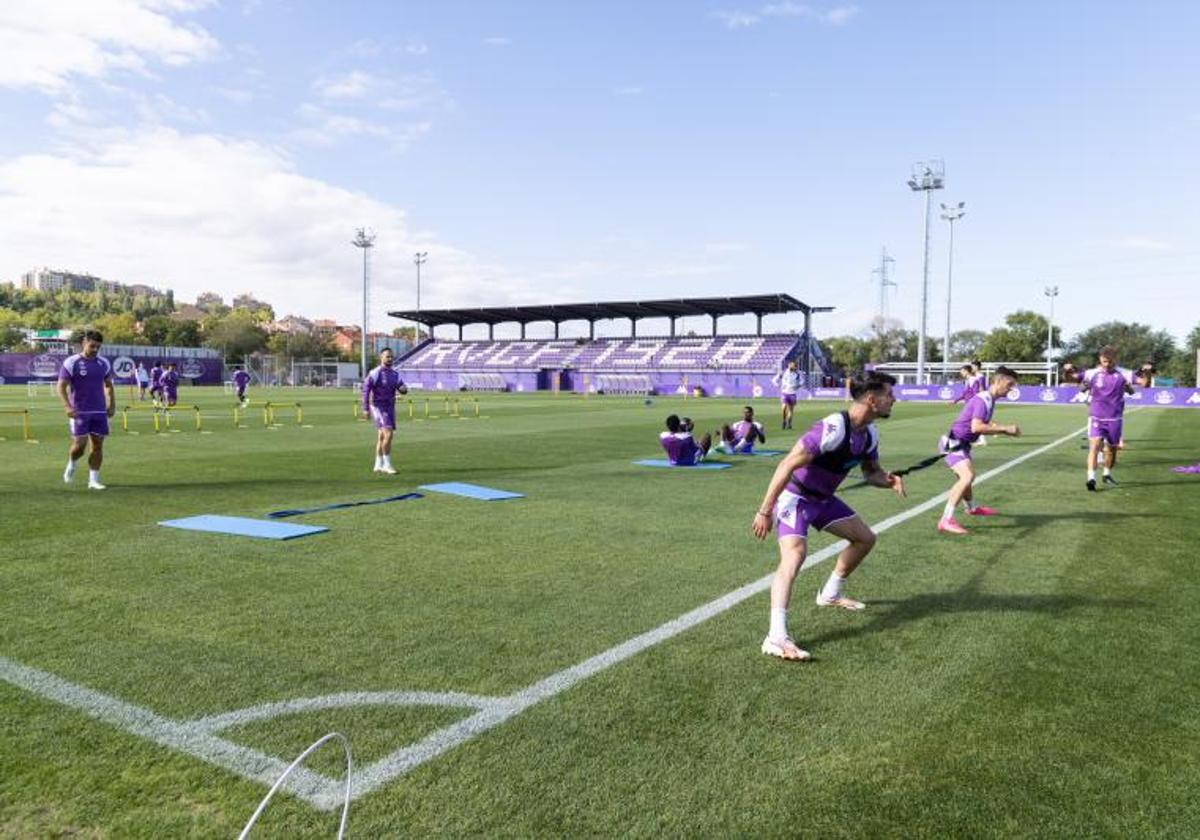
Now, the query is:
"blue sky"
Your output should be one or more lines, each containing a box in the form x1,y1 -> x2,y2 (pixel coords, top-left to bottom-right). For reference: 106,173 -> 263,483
1,1 -> 1198,344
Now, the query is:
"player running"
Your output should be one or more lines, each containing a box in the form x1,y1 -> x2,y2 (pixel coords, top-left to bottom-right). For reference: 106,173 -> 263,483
362,347 -> 408,474
751,372 -> 906,662
936,366 -> 1022,534
659,415 -> 713,465
56,329 -> 115,491
1079,346 -> 1136,491
772,360 -> 802,429
149,360 -> 164,406
232,368 -> 251,406
160,362 -> 180,409
135,362 -> 150,400
717,406 -> 766,454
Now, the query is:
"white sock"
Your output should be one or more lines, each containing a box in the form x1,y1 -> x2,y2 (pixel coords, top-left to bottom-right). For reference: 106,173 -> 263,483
769,607 -> 788,640
1103,467 -> 1112,477
65,459 -> 75,471
383,455 -> 392,467
88,469 -> 100,483
821,572 -> 845,601
374,455 -> 382,468
1087,468 -> 1096,481
942,501 -> 956,520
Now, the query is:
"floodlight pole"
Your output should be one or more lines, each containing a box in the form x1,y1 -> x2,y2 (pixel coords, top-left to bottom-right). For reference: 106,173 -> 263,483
1044,285 -> 1059,385
414,251 -> 428,343
940,202 -> 965,382
352,228 -> 376,378
908,161 -> 945,383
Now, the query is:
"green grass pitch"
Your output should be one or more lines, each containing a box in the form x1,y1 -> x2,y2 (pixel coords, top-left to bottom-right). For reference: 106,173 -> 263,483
1,384 -> 1199,837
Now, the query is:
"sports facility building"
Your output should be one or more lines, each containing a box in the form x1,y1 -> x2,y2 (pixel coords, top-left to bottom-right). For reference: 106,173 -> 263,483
388,293 -> 835,397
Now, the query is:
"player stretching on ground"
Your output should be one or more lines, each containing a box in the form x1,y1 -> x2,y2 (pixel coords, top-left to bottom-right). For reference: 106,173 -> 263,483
149,360 -> 164,406
660,415 -> 712,465
936,366 -> 1021,534
751,373 -> 905,662
232,368 -> 250,407
772,360 -> 802,429
717,406 -> 766,454
57,329 -> 115,491
160,362 -> 180,409
1079,346 -> 1135,491
362,347 -> 408,474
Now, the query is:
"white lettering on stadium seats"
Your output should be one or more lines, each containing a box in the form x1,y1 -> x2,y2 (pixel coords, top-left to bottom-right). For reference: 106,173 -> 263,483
488,342 -> 539,366
591,340 -> 622,367
711,338 -> 763,367
525,343 -> 571,367
608,340 -> 664,366
659,338 -> 713,367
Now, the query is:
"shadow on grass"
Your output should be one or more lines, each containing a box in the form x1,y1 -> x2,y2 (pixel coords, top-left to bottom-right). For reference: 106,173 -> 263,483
808,563 -> 1148,649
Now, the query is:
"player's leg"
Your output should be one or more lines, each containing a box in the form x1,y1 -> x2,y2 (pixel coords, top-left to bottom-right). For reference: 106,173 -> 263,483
377,407 -> 398,473
780,400 -> 788,430
764,534 -> 812,661
63,423 -> 87,483
87,433 -> 106,490
939,458 -> 974,533
1086,429 -> 1102,490
1103,421 -> 1121,485
697,432 -> 713,456
817,513 -> 874,610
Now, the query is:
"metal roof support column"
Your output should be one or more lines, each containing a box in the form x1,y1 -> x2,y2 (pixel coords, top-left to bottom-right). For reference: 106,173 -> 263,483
711,314 -> 718,336
802,309 -> 812,383
756,313 -> 763,336
554,321 -> 560,339
488,324 -> 494,341
457,324 -> 463,341
670,317 -> 676,337
589,320 -> 595,340
520,322 -> 526,339
631,317 -> 637,338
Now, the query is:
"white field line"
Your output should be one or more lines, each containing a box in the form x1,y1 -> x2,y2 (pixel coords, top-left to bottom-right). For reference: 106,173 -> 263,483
0,422 -> 1091,810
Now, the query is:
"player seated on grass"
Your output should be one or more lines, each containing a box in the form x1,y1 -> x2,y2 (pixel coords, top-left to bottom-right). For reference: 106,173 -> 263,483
936,365 -> 1022,535
57,329 -> 115,491
160,362 -> 180,409
232,368 -> 250,406
1079,346 -> 1136,491
716,406 -> 766,454
751,372 -> 906,662
362,347 -> 408,474
659,414 -> 713,466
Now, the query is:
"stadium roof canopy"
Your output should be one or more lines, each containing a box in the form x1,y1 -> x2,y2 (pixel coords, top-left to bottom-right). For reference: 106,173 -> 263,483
389,293 -> 832,338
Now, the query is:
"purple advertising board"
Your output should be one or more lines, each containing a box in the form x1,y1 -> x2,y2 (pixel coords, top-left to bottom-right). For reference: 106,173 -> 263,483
0,352 -> 224,385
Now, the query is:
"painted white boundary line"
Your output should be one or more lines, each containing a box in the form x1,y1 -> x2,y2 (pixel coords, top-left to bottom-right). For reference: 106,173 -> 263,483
0,423 -> 1088,810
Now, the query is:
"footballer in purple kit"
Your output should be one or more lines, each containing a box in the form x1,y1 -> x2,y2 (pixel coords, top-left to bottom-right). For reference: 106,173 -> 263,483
362,347 -> 408,474
1078,346 -> 1135,491
56,329 -> 116,491
772,360 -> 802,429
751,372 -> 906,662
936,366 -> 1022,534
659,415 -> 713,465
232,368 -> 251,406
160,362 -> 180,408
717,406 -> 766,454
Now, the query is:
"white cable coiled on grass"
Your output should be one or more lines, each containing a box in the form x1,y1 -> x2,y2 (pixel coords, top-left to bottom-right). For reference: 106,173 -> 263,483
238,731 -> 352,840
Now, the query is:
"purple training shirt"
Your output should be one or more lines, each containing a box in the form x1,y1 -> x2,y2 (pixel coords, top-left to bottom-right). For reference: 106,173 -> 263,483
949,392 -> 995,444
660,431 -> 703,466
1081,367 -> 1134,419
362,365 -> 407,410
788,412 -> 879,498
59,354 -> 112,414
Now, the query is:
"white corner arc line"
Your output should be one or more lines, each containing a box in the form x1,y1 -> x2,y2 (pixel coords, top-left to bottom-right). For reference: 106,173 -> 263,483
0,422 -> 1092,810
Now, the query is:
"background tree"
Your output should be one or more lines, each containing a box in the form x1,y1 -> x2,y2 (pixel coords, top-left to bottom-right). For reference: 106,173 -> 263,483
266,329 -> 333,359
141,315 -> 173,345
949,329 -> 986,361
1065,321 -> 1177,371
195,292 -> 229,316
92,313 -> 144,345
164,319 -> 202,347
202,310 -> 267,358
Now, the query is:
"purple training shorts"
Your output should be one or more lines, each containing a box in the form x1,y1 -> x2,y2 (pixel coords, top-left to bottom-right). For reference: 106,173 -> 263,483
69,413 -> 109,438
775,491 -> 856,540
781,393 -> 798,406
940,435 -> 973,469
371,405 -> 396,430
1089,418 -> 1122,446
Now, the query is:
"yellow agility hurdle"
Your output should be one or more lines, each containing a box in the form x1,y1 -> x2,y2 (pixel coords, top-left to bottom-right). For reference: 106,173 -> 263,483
263,402 -> 303,427
0,408 -> 37,443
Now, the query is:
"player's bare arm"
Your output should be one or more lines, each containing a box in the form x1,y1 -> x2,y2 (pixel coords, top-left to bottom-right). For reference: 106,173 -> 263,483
751,442 -> 815,539
862,457 -> 905,497
971,418 -> 1020,437
56,378 -> 75,418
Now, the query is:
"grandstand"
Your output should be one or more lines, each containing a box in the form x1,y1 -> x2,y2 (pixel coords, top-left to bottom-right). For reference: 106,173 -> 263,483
389,294 -> 835,397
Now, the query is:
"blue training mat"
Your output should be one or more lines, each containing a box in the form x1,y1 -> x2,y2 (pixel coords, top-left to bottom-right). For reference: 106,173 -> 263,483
634,459 -> 732,470
726,449 -> 785,457
419,482 -> 525,500
158,515 -> 328,540
268,492 -> 423,519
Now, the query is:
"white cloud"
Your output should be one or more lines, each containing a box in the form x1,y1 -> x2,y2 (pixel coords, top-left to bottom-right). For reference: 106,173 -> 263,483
0,0 -> 219,93
0,128 -> 535,327
713,3 -> 859,29
483,36 -> 512,46
313,70 -> 380,100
